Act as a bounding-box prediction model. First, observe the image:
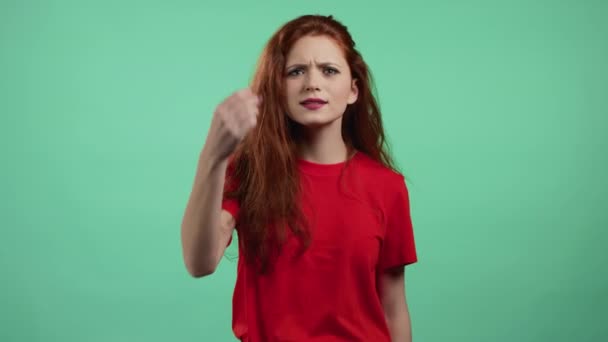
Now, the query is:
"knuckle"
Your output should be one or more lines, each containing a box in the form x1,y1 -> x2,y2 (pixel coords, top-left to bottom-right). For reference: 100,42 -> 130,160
237,88 -> 250,98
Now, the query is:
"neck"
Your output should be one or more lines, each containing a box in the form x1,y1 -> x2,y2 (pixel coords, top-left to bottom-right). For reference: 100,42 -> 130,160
294,118 -> 353,164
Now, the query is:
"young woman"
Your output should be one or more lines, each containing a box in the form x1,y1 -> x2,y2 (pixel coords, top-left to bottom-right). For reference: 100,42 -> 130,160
181,14 -> 418,342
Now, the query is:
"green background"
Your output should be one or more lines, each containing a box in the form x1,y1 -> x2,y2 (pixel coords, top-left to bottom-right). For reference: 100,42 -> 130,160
2,0 -> 607,341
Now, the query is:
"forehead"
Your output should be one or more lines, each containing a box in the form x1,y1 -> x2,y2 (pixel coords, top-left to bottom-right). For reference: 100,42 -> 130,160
285,35 -> 346,64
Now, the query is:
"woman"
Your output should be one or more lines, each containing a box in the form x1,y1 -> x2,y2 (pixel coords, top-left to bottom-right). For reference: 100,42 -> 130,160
181,14 -> 418,342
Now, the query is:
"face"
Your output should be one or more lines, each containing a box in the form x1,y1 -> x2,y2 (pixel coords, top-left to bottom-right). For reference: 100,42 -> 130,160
283,35 -> 358,129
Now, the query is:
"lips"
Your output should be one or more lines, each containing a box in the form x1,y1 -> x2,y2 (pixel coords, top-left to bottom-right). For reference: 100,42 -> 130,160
300,98 -> 327,110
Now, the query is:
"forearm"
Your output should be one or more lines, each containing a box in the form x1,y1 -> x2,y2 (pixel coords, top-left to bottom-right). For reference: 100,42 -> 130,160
386,309 -> 412,342
180,147 -> 227,276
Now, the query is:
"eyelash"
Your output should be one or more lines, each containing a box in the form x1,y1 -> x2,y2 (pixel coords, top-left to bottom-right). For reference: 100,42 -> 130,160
287,67 -> 339,77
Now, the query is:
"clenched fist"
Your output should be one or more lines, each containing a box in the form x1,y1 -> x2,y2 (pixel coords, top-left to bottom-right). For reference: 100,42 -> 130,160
204,88 -> 262,162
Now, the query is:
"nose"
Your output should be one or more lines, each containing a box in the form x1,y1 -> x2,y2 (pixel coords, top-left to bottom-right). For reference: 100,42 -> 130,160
304,70 -> 321,91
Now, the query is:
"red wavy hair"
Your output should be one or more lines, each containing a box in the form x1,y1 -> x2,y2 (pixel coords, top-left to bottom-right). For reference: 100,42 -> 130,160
224,14 -> 401,274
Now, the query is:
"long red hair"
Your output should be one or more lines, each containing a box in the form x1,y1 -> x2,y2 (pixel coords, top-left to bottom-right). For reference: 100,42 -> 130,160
224,14 -> 401,274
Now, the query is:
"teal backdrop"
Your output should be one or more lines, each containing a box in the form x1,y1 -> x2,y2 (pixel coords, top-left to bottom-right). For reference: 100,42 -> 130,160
2,0 -> 607,341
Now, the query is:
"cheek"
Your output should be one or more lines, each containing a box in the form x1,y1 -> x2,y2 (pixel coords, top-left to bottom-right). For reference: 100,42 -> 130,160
285,81 -> 299,98
336,83 -> 354,101
328,85 -> 353,109
285,87 -> 302,112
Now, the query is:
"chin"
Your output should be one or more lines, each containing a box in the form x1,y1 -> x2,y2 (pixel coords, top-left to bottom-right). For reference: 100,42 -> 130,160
288,111 -> 343,129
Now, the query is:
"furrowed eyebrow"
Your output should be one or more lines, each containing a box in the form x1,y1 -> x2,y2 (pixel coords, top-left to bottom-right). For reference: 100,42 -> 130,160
285,62 -> 341,69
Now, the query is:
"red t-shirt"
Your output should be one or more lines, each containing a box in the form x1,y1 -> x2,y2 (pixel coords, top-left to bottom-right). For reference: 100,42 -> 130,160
221,150 -> 418,342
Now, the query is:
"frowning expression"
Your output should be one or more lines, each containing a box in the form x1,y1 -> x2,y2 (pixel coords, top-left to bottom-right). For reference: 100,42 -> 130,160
284,35 -> 358,128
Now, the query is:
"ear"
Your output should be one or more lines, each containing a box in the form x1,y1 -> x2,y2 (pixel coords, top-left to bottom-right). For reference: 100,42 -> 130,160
347,78 -> 359,105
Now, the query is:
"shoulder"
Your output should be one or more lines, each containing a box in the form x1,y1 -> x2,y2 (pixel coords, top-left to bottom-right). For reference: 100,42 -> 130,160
350,153 -> 411,229
352,151 -> 405,185
350,151 -> 407,208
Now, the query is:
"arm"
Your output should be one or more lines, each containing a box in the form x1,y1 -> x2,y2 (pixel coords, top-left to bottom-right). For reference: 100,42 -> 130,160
378,266 -> 412,342
181,88 -> 258,277
180,146 -> 234,277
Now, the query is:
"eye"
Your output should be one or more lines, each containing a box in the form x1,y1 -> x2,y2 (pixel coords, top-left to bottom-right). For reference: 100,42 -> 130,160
324,67 -> 339,75
287,68 -> 304,76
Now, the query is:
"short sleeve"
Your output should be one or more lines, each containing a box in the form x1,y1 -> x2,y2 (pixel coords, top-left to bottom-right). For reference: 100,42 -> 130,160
378,174 -> 418,270
222,159 -> 241,247
222,197 -> 240,223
